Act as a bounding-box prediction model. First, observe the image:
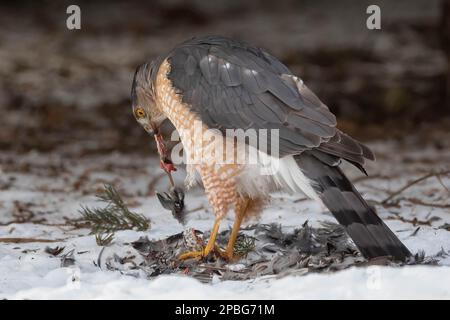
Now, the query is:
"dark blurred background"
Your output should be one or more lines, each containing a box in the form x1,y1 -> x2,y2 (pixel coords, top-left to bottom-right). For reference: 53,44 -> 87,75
0,0 -> 448,156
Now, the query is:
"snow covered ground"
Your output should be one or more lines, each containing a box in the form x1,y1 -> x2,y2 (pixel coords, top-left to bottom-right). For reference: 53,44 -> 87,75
0,140 -> 449,299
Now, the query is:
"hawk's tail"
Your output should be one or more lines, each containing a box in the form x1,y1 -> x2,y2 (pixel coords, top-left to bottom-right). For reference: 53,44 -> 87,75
295,153 -> 411,261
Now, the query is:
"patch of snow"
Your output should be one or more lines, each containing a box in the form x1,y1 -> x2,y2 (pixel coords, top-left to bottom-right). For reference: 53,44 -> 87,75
0,143 -> 449,299
3,266 -> 450,299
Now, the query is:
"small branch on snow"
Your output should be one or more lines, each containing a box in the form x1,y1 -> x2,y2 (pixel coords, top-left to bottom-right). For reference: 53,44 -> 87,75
401,197 -> 450,209
436,174 -> 450,195
0,237 -> 64,243
387,215 -> 440,226
381,169 -> 450,205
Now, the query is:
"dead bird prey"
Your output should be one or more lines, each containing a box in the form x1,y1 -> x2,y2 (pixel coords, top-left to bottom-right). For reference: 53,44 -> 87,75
123,222 -> 386,281
156,187 -> 185,225
131,35 -> 411,262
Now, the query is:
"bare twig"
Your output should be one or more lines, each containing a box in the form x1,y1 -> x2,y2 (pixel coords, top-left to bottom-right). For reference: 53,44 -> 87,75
386,216 -> 434,226
436,174 -> 450,195
381,170 -> 450,205
0,237 -> 63,243
374,197 -> 450,209
401,197 -> 450,209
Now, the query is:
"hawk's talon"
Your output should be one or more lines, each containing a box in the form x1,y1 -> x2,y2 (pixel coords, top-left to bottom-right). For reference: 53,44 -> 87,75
179,219 -> 222,261
179,246 -> 235,261
178,249 -> 208,261
214,246 -> 235,261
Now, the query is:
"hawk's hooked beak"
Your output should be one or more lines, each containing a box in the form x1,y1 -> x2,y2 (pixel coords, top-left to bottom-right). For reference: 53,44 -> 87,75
143,123 -> 159,136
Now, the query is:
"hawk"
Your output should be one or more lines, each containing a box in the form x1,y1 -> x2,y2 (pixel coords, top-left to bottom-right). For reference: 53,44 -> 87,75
131,36 -> 411,261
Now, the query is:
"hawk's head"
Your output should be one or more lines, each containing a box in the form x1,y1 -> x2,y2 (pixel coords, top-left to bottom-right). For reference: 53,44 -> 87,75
131,60 -> 165,135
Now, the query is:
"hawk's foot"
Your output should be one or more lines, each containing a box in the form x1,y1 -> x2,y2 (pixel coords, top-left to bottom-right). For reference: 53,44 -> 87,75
179,218 -> 222,261
178,248 -> 210,260
214,246 -> 239,262
179,246 -> 237,262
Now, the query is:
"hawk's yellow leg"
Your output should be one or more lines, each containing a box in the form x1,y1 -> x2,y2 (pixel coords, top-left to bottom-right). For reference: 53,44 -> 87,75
218,198 -> 250,261
179,218 -> 222,260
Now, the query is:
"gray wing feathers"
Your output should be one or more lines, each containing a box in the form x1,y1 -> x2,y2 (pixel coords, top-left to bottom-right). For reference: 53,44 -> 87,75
167,35 -> 373,166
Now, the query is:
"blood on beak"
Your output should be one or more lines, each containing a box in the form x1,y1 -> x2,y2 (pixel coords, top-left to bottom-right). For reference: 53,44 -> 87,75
143,124 -> 155,136
153,129 -> 177,178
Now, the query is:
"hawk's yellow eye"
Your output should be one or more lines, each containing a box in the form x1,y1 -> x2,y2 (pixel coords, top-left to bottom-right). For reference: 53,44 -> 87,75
135,107 -> 146,119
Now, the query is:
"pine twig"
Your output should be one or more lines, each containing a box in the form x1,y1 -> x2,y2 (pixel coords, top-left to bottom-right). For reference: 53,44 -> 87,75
233,234 -> 256,257
79,184 -> 150,234
95,233 -> 114,246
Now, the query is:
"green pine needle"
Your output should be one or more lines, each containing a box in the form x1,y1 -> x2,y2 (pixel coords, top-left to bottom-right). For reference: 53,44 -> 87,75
233,234 -> 256,257
79,184 -> 150,234
95,233 -> 115,246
